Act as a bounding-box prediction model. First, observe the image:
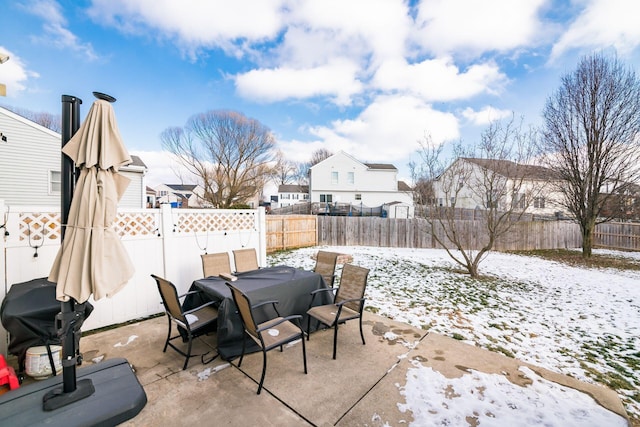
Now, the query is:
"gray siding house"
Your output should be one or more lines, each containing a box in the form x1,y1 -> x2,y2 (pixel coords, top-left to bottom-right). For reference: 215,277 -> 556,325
0,106 -> 147,207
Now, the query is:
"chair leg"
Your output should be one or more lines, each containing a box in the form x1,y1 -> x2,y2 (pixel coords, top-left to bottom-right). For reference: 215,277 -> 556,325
359,315 -> 366,345
332,323 -> 339,360
163,315 -> 172,352
257,350 -> 267,395
301,333 -> 307,374
306,315 -> 311,341
183,334 -> 193,370
238,334 -> 246,367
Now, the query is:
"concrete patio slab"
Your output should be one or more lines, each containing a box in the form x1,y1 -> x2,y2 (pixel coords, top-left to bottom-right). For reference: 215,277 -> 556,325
7,311 -> 629,426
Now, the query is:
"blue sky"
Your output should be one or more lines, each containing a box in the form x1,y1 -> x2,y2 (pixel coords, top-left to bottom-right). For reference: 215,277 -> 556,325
1,0 -> 640,189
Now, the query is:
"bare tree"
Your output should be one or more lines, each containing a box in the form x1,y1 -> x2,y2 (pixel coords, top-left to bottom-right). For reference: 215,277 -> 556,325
539,53 -> 640,257
1,105 -> 61,132
270,150 -> 298,186
161,110 -> 277,208
309,148 -> 333,166
415,118 -> 543,278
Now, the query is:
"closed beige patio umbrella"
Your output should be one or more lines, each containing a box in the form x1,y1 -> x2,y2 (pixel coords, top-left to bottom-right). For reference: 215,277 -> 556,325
49,96 -> 134,303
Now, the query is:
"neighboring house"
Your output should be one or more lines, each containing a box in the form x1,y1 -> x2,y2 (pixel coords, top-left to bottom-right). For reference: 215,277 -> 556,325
431,157 -> 565,217
155,184 -> 209,208
277,184 -> 309,208
145,186 -> 157,208
0,106 -> 147,208
309,151 -> 414,218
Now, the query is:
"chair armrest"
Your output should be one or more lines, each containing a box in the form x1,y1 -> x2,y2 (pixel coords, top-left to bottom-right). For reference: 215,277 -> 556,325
335,297 -> 365,308
310,288 -> 334,296
183,300 -> 217,315
178,290 -> 201,299
252,300 -> 281,317
256,314 -> 303,333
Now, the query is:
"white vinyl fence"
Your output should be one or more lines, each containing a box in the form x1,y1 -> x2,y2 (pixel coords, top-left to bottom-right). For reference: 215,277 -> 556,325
0,201 -> 266,357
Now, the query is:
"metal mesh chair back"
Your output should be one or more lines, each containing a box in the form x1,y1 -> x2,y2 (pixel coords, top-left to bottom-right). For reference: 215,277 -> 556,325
233,248 -> 259,273
335,264 -> 369,312
201,252 -> 231,277
314,251 -> 339,287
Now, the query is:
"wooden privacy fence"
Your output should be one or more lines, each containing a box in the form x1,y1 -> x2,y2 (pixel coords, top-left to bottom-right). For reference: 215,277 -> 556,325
594,222 -> 640,251
316,216 -> 584,250
265,215 -> 317,253
266,214 -> 640,252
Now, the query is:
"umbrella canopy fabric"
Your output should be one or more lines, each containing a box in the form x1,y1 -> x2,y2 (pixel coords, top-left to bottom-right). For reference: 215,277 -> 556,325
49,99 -> 135,303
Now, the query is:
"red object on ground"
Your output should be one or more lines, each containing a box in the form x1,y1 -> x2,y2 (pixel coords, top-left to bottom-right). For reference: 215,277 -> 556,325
0,354 -> 20,391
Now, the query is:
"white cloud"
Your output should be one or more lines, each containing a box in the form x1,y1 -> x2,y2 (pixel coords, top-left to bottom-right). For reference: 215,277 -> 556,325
25,0 -> 98,60
87,0 -> 287,57
373,57 -> 508,101
0,48 -> 39,97
461,106 -> 513,126
279,95 -> 459,165
551,0 -> 640,60
413,0 -> 548,58
234,59 -> 363,105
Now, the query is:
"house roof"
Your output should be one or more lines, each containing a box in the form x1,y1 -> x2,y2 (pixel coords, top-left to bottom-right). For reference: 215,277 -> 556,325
462,158 -> 556,180
365,163 -> 397,171
278,184 -> 309,193
397,181 -> 412,191
166,184 -> 198,192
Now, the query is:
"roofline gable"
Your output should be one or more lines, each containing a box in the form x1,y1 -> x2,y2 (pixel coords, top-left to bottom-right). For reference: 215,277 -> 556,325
0,106 -> 61,139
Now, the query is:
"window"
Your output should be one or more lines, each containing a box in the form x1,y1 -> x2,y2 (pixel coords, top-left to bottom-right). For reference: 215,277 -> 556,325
331,171 -> 338,184
320,194 -> 333,203
534,197 -> 546,209
49,170 -> 61,194
512,193 -> 525,209
355,194 -> 361,201
347,172 -> 354,184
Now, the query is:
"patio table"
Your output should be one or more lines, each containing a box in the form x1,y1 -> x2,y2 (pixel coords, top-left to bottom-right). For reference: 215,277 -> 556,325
184,266 -> 331,360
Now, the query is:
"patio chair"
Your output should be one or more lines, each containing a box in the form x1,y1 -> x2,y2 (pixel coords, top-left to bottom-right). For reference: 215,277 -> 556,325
233,248 -> 259,273
313,251 -> 339,287
226,282 -> 307,394
306,263 -> 369,359
151,274 -> 218,370
201,252 -> 232,277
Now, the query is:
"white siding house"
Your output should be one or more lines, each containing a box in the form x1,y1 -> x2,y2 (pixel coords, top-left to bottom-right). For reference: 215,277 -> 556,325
154,184 -> 209,208
309,151 -> 414,217
432,157 -> 566,217
277,184 -> 309,208
0,106 -> 148,208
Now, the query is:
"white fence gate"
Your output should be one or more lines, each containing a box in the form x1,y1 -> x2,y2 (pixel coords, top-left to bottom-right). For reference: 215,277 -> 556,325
0,201 -> 266,357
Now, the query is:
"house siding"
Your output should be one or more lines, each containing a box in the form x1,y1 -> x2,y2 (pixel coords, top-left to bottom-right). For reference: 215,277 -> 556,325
0,107 -> 146,208
0,108 -> 61,206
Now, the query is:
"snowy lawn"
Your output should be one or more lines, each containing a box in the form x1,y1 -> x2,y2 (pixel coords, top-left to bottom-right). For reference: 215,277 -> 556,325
268,246 -> 640,426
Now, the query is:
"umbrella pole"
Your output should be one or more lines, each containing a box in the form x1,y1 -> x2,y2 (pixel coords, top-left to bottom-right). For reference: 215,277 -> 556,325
42,95 -> 95,411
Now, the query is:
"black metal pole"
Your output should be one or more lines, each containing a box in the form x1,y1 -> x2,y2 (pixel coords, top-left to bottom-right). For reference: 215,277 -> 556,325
60,95 -> 82,394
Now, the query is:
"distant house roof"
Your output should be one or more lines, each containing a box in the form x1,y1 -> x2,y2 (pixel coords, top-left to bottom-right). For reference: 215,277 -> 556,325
166,184 -> 198,191
279,184 -> 309,193
397,181 -> 412,191
364,163 -> 397,170
462,158 -> 556,180
129,155 -> 147,168
146,186 -> 155,194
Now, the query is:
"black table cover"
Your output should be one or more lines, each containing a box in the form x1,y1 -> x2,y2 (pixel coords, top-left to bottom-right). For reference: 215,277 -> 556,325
185,266 -> 331,360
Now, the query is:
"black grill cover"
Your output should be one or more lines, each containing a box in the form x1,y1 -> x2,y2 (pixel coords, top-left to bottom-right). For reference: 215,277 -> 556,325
0,278 -> 93,371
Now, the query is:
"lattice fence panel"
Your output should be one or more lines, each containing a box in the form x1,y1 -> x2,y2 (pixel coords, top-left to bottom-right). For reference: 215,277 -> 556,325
175,211 -> 256,234
18,212 -> 61,242
113,212 -> 159,238
17,211 -> 159,240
